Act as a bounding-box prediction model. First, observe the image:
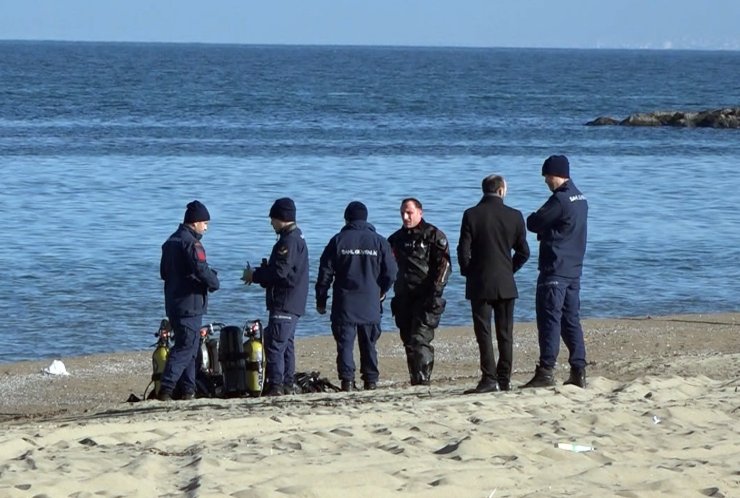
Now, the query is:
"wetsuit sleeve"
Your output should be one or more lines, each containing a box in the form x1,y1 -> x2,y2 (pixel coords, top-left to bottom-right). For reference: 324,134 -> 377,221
512,211 -> 530,274
188,240 -> 220,292
429,228 -> 451,297
527,196 -> 562,235
315,238 -> 336,308
378,238 -> 397,295
456,211 -> 472,277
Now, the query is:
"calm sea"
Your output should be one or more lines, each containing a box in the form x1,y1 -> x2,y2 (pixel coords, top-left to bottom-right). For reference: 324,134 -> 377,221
2,42 -> 739,363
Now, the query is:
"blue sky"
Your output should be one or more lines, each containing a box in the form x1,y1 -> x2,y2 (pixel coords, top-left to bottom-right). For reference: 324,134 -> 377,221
1,0 -> 739,50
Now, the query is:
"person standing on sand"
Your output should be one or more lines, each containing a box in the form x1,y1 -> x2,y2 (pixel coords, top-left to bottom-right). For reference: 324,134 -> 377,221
242,198 -> 309,396
388,198 -> 451,386
315,201 -> 397,392
158,200 -> 220,401
522,155 -> 589,389
457,175 -> 530,394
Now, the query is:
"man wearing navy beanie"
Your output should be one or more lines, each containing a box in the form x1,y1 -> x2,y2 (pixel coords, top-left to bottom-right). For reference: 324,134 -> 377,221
159,200 -> 220,401
523,155 -> 589,389
316,201 -> 397,391
243,197 -> 309,396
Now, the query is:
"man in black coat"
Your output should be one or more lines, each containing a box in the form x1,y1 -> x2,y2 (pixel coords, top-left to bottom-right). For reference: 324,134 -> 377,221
159,200 -> 220,401
457,175 -> 530,393
315,201 -> 397,391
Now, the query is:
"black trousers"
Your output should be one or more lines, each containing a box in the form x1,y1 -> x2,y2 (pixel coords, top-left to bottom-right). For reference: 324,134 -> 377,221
393,296 -> 435,382
471,298 -> 515,383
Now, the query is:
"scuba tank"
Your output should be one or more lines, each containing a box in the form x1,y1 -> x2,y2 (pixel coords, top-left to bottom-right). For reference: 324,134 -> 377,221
205,335 -> 221,376
199,322 -> 223,374
243,319 -> 266,397
199,324 -> 211,372
150,319 -> 172,398
218,325 -> 249,397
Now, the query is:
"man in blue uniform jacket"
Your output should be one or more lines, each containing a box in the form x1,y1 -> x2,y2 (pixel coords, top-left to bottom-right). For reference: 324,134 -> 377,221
243,197 -> 309,396
159,200 -> 220,401
523,155 -> 589,389
315,201 -> 397,392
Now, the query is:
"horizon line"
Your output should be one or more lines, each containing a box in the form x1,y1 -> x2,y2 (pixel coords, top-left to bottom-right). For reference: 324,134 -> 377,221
1,38 -> 739,53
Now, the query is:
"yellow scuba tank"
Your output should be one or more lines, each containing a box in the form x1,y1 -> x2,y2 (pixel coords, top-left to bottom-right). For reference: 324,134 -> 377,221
243,319 -> 265,397
151,319 -> 172,396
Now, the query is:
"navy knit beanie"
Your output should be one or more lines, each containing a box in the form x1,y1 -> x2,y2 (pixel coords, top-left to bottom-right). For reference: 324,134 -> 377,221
183,200 -> 210,223
541,155 -> 570,178
269,197 -> 297,222
344,201 -> 368,222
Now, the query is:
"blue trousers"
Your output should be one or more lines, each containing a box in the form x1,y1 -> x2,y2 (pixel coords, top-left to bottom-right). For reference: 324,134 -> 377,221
160,315 -> 202,395
332,323 -> 381,383
535,275 -> 586,369
264,312 -> 298,387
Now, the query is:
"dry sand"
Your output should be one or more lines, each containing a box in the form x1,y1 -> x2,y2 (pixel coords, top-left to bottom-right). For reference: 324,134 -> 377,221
0,313 -> 738,497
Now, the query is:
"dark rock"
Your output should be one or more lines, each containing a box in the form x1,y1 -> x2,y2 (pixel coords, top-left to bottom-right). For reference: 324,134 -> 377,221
620,112 -> 664,126
588,107 -> 740,129
586,116 -> 620,126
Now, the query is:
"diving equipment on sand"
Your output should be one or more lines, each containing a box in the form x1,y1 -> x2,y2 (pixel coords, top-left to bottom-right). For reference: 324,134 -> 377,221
146,319 -> 172,399
243,319 -> 266,397
218,325 -> 249,397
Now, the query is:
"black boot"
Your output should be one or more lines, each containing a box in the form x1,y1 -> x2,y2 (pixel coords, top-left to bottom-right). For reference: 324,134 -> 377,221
406,356 -> 421,385
407,355 -> 425,385
522,364 -> 555,388
420,360 -> 434,385
341,380 -> 355,392
564,367 -> 587,388
264,383 -> 284,396
464,378 -> 500,394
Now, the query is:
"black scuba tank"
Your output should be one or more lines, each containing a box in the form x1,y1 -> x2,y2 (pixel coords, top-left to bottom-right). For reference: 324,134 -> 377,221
218,325 -> 248,397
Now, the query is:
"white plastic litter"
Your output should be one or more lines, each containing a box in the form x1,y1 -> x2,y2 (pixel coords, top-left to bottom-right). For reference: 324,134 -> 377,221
42,360 -> 69,376
556,442 -> 594,452
652,415 -> 662,424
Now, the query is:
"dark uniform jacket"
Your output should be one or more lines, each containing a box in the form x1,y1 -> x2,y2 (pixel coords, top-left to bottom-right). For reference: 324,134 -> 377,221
160,224 -> 220,318
457,195 -> 530,301
526,180 -> 588,278
315,220 -> 397,324
388,219 -> 451,302
252,224 -> 309,316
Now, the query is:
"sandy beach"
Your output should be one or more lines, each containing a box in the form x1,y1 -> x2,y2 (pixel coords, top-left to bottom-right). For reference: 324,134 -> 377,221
1,313 -> 738,497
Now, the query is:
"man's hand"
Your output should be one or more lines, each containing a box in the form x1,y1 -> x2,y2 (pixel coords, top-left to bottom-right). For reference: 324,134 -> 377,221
241,266 -> 254,285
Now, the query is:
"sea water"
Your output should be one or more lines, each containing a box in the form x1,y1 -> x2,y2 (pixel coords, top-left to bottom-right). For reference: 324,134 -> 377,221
2,42 -> 739,361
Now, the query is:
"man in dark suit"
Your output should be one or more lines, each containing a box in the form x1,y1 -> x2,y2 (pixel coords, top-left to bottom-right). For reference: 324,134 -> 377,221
457,175 -> 530,393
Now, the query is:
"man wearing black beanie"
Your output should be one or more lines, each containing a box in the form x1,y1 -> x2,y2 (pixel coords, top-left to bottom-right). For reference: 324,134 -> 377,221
523,155 -> 589,389
159,200 -> 220,401
243,197 -> 309,396
315,201 -> 397,391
